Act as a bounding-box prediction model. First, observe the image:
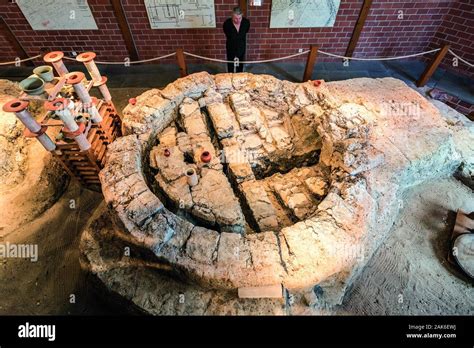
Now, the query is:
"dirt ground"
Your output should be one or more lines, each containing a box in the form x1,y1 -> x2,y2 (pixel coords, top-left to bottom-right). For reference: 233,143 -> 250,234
337,177 -> 474,315
0,176 -> 472,315
0,180 -> 123,315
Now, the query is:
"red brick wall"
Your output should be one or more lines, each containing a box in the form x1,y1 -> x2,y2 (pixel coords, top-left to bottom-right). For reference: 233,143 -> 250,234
0,29 -> 17,60
119,0 -> 361,62
355,1 -> 451,58
0,0 -> 129,63
244,0 -> 358,61
426,1 -> 474,78
121,0 -> 235,62
0,0 -> 472,77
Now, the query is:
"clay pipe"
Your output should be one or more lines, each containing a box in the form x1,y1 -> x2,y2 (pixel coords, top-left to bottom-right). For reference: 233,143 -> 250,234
2,99 -> 56,151
186,168 -> 198,186
65,72 -> 102,124
43,51 -> 69,77
76,52 -> 112,102
44,98 -> 91,151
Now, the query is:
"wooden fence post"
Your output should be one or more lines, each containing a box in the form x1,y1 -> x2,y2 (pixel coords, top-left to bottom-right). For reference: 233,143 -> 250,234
239,0 -> 248,16
302,45 -> 318,82
417,44 -> 450,87
110,0 -> 139,62
176,48 -> 187,77
345,0 -> 373,58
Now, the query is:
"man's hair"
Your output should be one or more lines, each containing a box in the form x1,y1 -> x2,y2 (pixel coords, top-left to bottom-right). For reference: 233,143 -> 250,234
233,6 -> 242,15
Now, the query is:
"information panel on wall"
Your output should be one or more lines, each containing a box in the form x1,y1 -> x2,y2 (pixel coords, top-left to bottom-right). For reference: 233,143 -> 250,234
145,0 -> 216,29
270,0 -> 341,28
16,0 -> 98,31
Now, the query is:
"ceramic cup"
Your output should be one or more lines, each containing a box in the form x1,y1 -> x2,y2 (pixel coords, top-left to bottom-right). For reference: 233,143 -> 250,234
33,65 -> 54,82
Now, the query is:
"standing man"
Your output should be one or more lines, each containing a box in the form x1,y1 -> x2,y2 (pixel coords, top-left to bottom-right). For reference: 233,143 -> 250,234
223,7 -> 250,73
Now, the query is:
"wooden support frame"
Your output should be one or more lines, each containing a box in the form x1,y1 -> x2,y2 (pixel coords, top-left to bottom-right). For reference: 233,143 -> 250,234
302,45 -> 318,82
417,44 -> 450,87
176,48 -> 187,77
110,0 -> 139,62
345,0 -> 373,58
0,16 -> 34,66
53,102 -> 122,189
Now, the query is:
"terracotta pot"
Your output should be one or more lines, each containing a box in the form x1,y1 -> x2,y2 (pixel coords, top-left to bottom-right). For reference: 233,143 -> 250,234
200,151 -> 211,163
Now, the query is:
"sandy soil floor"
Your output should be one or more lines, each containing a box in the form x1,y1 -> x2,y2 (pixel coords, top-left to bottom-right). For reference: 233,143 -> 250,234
337,177 -> 474,315
0,180 -> 124,315
0,176 -> 472,315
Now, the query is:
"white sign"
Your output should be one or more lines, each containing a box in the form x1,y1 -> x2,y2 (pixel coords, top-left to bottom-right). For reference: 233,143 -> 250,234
270,0 -> 341,28
145,0 -> 216,29
17,0 -> 98,31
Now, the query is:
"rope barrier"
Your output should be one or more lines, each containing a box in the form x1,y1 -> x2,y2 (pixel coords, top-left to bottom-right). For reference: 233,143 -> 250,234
318,48 -> 441,61
0,48 -> 472,68
62,52 -> 177,65
448,49 -> 474,68
183,50 -> 310,64
0,54 -> 42,66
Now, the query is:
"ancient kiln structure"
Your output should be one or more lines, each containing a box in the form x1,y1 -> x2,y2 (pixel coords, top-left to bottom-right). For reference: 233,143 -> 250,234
81,72 -> 473,314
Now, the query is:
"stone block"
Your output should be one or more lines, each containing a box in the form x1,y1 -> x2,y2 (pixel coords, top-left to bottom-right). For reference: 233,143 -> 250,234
207,103 -> 235,139
185,227 -> 220,264
126,190 -> 164,226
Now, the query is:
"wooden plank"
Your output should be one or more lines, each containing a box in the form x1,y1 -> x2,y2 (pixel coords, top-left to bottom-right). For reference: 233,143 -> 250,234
0,16 -> 34,67
82,173 -> 99,178
110,0 -> 139,61
63,151 -> 87,157
85,149 -> 102,171
345,0 -> 373,58
87,131 -> 100,145
417,44 -> 450,87
302,45 -> 318,82
53,156 -> 76,178
97,145 -> 107,162
57,144 -> 79,150
91,137 -> 104,152
78,169 -> 99,177
176,48 -> 187,77
71,166 -> 95,172
77,171 -> 98,175
239,0 -> 247,16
